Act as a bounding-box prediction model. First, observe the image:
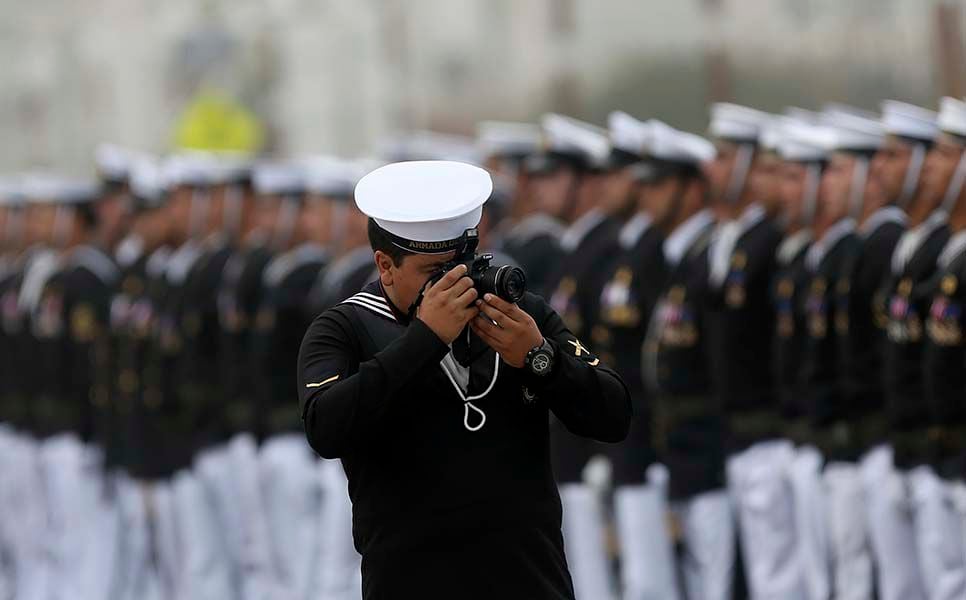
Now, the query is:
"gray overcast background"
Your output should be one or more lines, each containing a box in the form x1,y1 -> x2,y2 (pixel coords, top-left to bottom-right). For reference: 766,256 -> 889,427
0,0 -> 963,172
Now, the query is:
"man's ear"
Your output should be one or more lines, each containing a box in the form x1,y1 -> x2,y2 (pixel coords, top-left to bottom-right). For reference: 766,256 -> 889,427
374,250 -> 395,287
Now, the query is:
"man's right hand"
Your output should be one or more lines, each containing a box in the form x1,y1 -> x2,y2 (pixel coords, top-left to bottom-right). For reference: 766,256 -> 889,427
417,264 -> 479,344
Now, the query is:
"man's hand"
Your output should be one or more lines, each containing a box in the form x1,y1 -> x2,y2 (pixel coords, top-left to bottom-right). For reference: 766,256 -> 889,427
469,293 -> 544,368
416,264 -> 479,344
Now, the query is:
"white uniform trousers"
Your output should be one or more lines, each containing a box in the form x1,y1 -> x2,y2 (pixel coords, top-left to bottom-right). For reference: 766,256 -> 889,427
728,439 -> 806,600
788,445 -> 830,600
670,488 -> 735,600
172,469 -> 234,600
613,464 -> 678,600
824,461 -> 873,600
861,445 -> 927,600
559,482 -> 614,600
317,458 -> 362,600
259,433 -> 323,600
909,465 -> 966,600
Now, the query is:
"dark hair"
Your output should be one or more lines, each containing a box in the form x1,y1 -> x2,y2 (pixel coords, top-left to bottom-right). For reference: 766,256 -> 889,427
367,218 -> 414,266
76,203 -> 98,230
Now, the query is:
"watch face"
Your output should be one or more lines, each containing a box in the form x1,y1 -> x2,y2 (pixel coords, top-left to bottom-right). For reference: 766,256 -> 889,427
531,351 -> 552,374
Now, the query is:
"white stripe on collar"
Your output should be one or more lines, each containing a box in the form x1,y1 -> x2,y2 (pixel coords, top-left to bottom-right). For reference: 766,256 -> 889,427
561,209 -> 606,252
664,209 -> 713,267
776,229 -> 812,265
805,218 -> 855,271
938,230 -> 966,270
859,206 -> 906,239
618,212 -> 653,250
891,210 -> 947,274
68,245 -> 120,284
342,292 -> 396,322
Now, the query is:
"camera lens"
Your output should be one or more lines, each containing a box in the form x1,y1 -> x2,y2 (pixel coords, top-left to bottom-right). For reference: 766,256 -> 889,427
490,265 -> 526,303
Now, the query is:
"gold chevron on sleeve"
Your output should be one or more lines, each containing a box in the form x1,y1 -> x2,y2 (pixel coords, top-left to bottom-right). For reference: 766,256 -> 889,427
306,374 -> 340,388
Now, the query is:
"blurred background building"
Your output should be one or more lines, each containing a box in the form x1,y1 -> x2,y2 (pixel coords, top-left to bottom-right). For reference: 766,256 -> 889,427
0,0 -> 963,171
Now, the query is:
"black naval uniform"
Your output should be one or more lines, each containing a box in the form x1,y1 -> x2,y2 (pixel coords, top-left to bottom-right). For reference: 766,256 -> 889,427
177,237 -> 234,450
705,208 -> 783,451
217,237 -> 274,439
922,232 -> 966,478
882,215 -> 950,469
644,212 -> 724,499
253,242 -> 329,437
305,246 -> 377,317
544,210 -> 622,483
770,231 -> 812,443
798,224 -> 859,458
297,280 -> 631,600
108,245 -> 150,471
833,208 -> 906,455
595,214 -> 666,484
0,257 -> 27,428
34,245 -> 118,442
501,214 -> 564,297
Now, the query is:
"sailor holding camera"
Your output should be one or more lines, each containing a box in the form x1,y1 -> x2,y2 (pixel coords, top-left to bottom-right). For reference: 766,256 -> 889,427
296,160 -> 631,599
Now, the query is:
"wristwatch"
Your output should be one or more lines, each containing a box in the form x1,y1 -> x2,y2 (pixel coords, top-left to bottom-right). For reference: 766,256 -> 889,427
524,338 -> 555,377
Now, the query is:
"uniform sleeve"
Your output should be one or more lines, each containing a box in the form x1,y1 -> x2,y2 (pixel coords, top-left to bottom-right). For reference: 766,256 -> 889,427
297,308 -> 451,459
526,296 -> 632,443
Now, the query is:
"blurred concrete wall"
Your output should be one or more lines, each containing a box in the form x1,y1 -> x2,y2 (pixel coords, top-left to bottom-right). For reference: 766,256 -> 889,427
0,0 -> 962,172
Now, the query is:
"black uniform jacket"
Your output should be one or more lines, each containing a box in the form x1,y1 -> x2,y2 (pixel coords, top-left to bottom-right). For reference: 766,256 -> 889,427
298,280 -> 631,600
882,217 -> 949,468
923,234 -> 966,477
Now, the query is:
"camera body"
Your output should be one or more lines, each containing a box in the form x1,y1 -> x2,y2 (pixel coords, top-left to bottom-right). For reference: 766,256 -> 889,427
431,229 -> 527,304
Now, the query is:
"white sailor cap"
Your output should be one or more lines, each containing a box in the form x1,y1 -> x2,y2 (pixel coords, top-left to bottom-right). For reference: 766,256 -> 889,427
21,174 -> 100,205
477,121 -> 541,159
0,177 -> 24,207
821,105 -> 884,152
160,154 -> 211,190
777,118 -> 833,162
783,107 -> 821,124
129,158 -> 165,209
354,161 -> 492,254
937,96 -> 966,138
608,111 -> 652,158
541,113 -> 610,166
758,117 -> 783,152
95,143 -> 136,184
709,103 -> 771,143
201,153 -> 253,186
304,157 -> 365,198
252,162 -> 305,197
881,100 -> 938,142
646,119 -> 716,165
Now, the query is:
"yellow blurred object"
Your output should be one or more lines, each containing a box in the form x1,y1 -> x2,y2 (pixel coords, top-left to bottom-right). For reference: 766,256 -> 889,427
173,89 -> 264,153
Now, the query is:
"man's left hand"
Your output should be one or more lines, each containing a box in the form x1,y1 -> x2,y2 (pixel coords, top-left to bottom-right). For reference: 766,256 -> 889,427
469,294 -> 544,368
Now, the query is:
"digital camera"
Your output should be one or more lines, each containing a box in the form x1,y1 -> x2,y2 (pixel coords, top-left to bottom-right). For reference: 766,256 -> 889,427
432,229 -> 527,304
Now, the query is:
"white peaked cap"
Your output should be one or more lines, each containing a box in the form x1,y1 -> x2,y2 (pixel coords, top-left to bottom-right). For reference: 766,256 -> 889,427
21,173 -> 100,205
253,162 -> 305,196
758,116 -> 783,151
820,105 -> 884,151
881,100 -> 938,141
645,119 -> 716,164
938,96 -> 966,138
0,176 -> 24,207
477,121 -> 541,157
354,161 -> 492,253
541,113 -> 611,165
777,118 -> 833,162
95,143 -> 136,182
129,158 -> 165,206
608,111 -> 652,157
303,156 -> 365,197
709,103 -> 771,142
